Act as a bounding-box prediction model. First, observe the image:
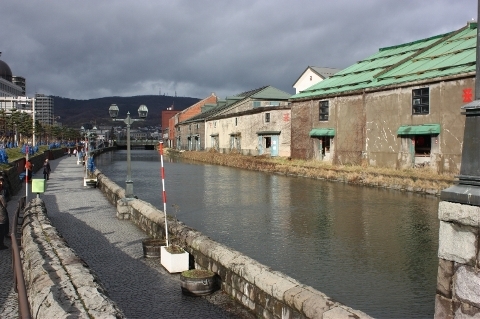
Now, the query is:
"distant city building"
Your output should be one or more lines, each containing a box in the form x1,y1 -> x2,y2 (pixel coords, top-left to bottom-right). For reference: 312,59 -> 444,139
35,93 -> 54,125
0,53 -> 24,97
12,76 -> 26,96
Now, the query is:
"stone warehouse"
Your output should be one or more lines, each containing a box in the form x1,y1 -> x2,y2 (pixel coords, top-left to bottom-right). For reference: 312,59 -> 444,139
177,86 -> 292,157
289,22 -> 477,172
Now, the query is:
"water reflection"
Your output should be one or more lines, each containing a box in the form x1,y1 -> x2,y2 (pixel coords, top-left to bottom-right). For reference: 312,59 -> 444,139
96,150 -> 439,319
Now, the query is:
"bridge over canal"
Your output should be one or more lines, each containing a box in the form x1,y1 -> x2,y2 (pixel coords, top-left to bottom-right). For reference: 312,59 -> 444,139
114,139 -> 159,150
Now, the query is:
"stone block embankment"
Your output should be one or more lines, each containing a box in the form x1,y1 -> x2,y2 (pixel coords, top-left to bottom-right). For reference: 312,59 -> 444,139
95,170 -> 373,319
435,201 -> 480,317
21,198 -> 124,319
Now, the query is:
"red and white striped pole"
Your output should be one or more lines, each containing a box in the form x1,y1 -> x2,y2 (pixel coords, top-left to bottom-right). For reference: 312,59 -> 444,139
159,142 -> 169,247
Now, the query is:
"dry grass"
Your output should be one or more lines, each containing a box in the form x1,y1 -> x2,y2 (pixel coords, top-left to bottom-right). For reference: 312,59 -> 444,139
170,149 -> 456,196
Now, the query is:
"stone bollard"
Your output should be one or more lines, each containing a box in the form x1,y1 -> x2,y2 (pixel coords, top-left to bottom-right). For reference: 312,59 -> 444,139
116,198 -> 131,220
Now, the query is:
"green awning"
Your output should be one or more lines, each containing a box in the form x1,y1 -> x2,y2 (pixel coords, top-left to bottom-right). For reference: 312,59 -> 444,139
309,128 -> 335,137
257,131 -> 281,135
397,124 -> 440,135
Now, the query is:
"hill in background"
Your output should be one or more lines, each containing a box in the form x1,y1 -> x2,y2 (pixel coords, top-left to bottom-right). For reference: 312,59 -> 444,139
53,95 -> 200,128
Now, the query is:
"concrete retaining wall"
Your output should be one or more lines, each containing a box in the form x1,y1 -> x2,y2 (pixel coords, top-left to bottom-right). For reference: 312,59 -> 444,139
21,198 -> 125,319
2,148 -> 67,200
94,170 -> 372,319
435,201 -> 480,318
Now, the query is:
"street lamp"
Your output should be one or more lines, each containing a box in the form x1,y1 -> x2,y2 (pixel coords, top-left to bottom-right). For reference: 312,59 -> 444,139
109,104 -> 148,199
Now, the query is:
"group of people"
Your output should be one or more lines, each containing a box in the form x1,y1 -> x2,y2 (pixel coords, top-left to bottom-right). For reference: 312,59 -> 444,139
67,148 -> 78,157
24,158 -> 52,181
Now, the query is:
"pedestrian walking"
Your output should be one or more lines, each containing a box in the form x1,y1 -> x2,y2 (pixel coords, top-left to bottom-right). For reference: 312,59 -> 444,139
0,196 -> 8,250
68,149 -> 71,157
43,159 -> 51,180
73,148 -> 77,157
25,160 -> 33,183
0,189 -> 7,242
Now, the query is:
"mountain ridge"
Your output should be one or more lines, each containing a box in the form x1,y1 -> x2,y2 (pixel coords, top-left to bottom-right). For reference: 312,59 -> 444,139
52,95 -> 200,128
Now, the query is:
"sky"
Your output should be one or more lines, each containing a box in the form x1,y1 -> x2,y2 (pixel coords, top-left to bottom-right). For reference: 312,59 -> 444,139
0,0 -> 477,100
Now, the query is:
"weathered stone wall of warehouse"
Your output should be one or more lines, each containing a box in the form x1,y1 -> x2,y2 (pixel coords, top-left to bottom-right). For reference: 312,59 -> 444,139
290,75 -> 472,171
364,77 -> 471,172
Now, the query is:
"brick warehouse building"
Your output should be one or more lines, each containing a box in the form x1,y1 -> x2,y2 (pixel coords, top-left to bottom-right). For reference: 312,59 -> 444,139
289,22 -> 476,173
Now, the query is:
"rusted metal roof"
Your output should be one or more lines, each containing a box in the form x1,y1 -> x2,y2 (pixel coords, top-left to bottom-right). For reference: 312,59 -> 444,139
291,22 -> 477,100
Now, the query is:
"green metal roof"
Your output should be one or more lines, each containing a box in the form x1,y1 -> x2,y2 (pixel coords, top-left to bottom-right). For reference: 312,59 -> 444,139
309,128 -> 335,137
251,86 -> 292,100
181,86 -> 291,124
291,22 -> 477,100
397,124 -> 440,135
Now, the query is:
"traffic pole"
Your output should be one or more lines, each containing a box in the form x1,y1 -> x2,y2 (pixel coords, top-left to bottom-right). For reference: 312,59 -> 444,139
159,141 -> 169,247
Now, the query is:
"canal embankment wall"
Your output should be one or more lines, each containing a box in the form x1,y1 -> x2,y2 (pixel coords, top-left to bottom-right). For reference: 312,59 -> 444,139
94,168 -> 373,319
3,148 -> 67,200
174,150 -> 455,196
434,201 -> 480,317
21,198 -> 125,318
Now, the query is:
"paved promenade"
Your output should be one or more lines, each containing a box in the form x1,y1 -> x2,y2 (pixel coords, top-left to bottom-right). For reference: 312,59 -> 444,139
0,155 -> 255,319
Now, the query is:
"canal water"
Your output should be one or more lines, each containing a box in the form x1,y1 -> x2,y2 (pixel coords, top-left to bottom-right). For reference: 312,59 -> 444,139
96,150 -> 440,319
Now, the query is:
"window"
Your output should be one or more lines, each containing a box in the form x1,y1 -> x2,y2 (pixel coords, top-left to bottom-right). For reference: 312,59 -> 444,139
253,101 -> 261,107
319,101 -> 329,121
412,88 -> 429,114
235,117 -> 238,126
265,113 -> 270,123
214,121 -> 217,128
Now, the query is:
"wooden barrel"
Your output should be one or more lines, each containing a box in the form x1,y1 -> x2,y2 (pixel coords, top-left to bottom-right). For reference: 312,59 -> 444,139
180,269 -> 218,296
142,238 -> 166,258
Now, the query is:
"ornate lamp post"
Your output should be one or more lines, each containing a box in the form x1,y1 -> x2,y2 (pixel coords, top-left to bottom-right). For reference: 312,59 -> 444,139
109,104 -> 148,199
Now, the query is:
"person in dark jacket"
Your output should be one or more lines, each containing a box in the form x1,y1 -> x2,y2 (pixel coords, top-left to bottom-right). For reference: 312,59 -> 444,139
43,159 -> 51,180
0,196 -> 8,249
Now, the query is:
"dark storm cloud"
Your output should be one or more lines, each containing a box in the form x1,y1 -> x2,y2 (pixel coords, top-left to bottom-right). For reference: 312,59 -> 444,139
0,0 -> 476,99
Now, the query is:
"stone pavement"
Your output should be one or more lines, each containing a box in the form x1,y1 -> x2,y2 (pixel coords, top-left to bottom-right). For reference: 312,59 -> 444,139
0,156 -> 255,319
0,200 -> 19,319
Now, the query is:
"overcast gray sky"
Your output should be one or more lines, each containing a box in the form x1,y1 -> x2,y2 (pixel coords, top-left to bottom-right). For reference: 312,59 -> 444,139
0,0 -> 476,100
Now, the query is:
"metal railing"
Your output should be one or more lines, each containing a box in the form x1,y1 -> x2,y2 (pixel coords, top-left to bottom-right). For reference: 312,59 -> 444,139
10,196 -> 31,319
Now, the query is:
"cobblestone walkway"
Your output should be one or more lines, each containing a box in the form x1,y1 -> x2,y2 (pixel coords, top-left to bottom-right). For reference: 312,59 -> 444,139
0,175 -> 26,319
1,156 -> 255,319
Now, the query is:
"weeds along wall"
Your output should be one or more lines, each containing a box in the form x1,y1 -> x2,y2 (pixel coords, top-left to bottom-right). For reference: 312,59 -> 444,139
94,169 -> 373,319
